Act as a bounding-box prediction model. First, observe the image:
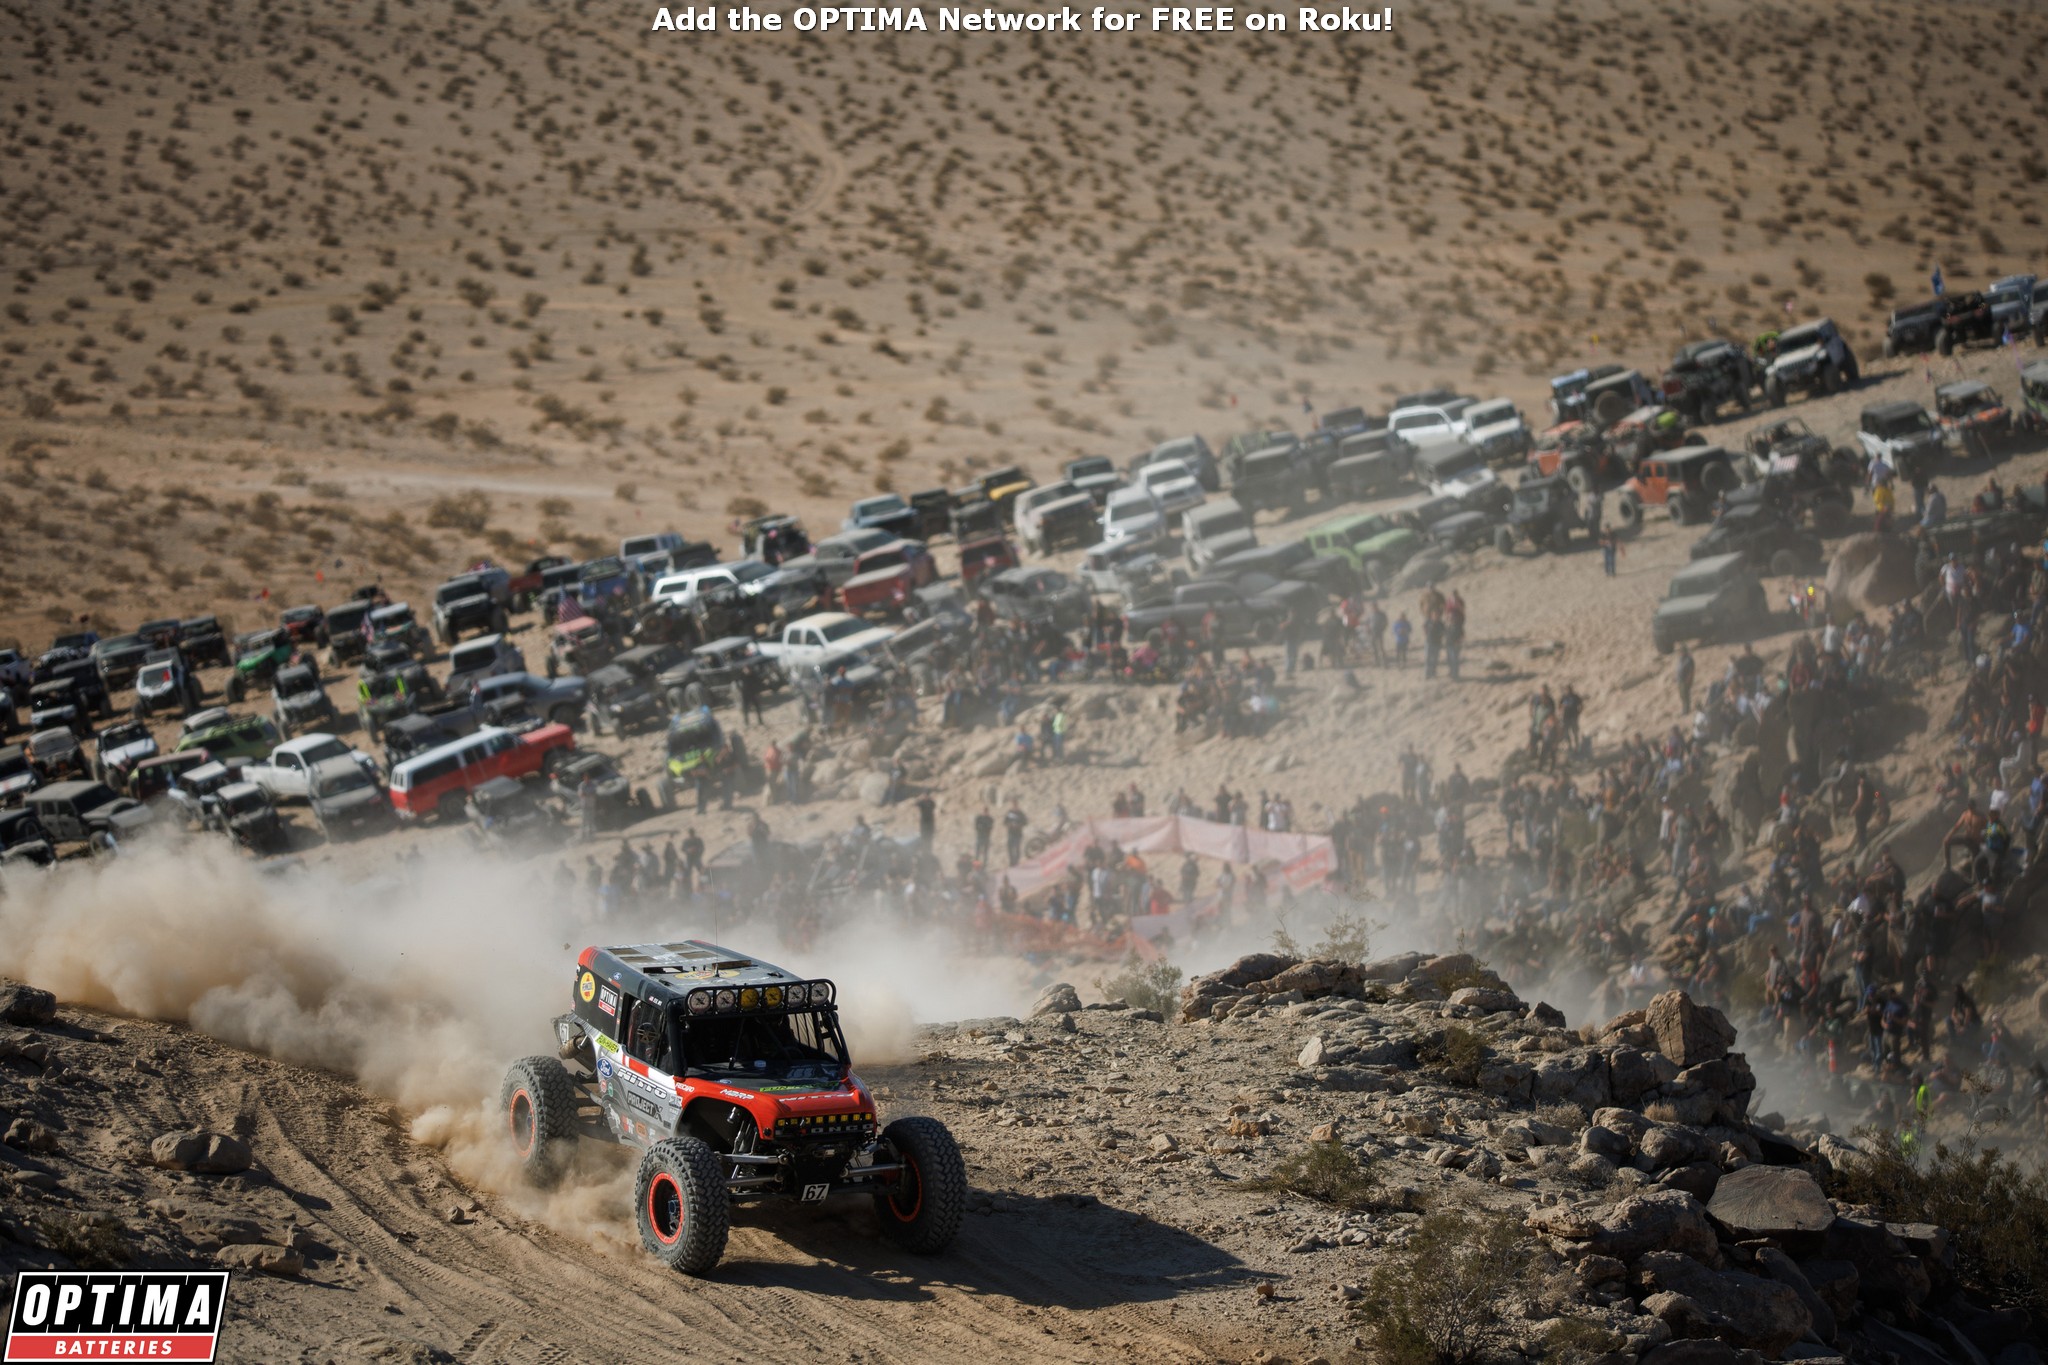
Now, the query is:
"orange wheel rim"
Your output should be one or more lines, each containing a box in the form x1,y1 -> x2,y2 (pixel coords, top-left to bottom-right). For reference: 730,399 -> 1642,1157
647,1173 -> 684,1244
887,1154 -> 923,1223
509,1090 -> 534,1158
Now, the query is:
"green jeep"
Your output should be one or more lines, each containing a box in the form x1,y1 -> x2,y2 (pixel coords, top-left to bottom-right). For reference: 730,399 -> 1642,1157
224,629 -> 297,704
1301,512 -> 1423,593
655,710 -> 729,807
174,711 -> 282,761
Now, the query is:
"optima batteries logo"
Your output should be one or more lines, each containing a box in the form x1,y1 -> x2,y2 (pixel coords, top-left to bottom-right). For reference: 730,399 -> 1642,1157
5,1272 -> 230,1362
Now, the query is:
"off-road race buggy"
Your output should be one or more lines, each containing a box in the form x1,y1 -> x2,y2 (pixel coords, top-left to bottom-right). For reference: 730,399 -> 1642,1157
503,941 -> 963,1275
176,615 -> 231,670
279,604 -> 329,649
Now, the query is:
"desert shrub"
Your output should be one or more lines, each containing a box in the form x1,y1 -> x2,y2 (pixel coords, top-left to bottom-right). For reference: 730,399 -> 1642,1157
425,490 -> 492,534
1242,1141 -> 1379,1211
1430,960 -> 1499,994
1359,1209 -> 1530,1365
1093,955 -> 1182,1016
614,481 -> 638,503
1270,908 -> 1377,964
1421,1025 -> 1488,1086
1829,1133 -> 2048,1313
1542,1317 -> 1626,1364
39,1213 -> 130,1270
726,495 -> 768,520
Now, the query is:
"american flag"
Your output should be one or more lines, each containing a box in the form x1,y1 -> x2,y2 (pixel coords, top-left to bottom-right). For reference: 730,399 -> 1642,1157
557,592 -> 589,625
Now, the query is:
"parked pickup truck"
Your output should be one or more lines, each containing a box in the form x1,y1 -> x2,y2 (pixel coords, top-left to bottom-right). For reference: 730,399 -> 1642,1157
1013,481 -> 1098,556
757,612 -> 898,679
837,541 -> 937,617
244,733 -> 380,802
1122,580 -> 1295,648
1183,500 -> 1259,572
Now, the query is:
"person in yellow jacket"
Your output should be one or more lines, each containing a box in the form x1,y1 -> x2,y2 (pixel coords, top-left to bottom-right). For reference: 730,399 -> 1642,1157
1872,479 -> 1895,533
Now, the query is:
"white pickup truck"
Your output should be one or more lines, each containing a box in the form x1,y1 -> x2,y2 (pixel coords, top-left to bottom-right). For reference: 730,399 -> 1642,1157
243,732 -> 379,803
756,612 -> 898,680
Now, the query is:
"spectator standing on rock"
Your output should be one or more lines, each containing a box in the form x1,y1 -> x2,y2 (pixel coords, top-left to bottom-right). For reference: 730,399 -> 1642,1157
973,806 -> 994,865
681,828 -> 704,894
915,793 -> 937,850
1675,645 -> 1695,714
1922,483 -> 1947,528
1179,853 -> 1199,904
1004,800 -> 1029,866
1365,601 -> 1388,667
1423,612 -> 1444,681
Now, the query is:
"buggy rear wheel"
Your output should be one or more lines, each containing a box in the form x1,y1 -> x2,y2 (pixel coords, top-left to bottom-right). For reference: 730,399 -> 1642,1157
1613,491 -> 1643,533
635,1136 -> 729,1274
872,1116 -> 965,1255
501,1055 -> 579,1189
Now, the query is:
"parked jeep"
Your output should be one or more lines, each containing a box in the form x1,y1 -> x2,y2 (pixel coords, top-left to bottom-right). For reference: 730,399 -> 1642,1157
223,628 -> 298,705
584,663 -> 665,738
433,572 -> 512,646
1856,401 -> 1948,485
1933,380 -> 2017,458
1757,319 -> 1858,405
1660,339 -> 1756,424
1183,500 -> 1260,572
1933,292 -> 1999,356
1652,553 -> 1766,656
177,615 -> 231,670
1497,474 -> 1590,554
27,780 -> 154,852
1300,512 -> 1423,594
1690,505 -> 1825,578
1615,446 -> 1743,528
134,648 -> 202,719
272,664 -> 338,739
1883,298 -> 1946,358
1463,399 -> 1532,467
1227,440 -> 1310,514
92,634 -> 151,695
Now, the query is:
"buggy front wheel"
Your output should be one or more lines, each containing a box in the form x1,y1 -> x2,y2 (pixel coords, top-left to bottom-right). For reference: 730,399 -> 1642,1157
635,1137 -> 729,1275
872,1116 -> 965,1255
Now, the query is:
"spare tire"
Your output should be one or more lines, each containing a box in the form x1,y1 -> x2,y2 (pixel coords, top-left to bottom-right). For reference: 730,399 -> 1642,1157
1565,464 -> 1592,496
1593,390 -> 1631,427
1669,491 -> 1695,525
1614,492 -> 1643,533
1702,461 -> 1738,495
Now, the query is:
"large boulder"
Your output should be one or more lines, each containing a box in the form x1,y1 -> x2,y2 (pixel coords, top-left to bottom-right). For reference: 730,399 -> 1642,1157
1031,982 -> 1082,1017
1591,1190 -> 1721,1265
1634,1251 -> 1812,1356
0,984 -> 57,1027
1646,991 -> 1736,1067
1820,1218 -> 1931,1307
149,1131 -> 253,1176
1706,1166 -> 1834,1239
1825,532 -> 1919,614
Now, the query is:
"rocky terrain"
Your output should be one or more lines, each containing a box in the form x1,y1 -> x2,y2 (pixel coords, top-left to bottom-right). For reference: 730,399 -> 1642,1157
4,948 -> 2039,1365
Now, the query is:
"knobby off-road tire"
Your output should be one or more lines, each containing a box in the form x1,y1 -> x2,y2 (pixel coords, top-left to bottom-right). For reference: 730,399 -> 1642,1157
1613,492 -> 1643,533
501,1055 -> 578,1189
635,1136 -> 730,1274
873,1116 -> 966,1255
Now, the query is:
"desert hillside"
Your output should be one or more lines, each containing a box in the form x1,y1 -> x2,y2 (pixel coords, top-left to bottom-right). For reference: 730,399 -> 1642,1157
6,0 -> 2048,639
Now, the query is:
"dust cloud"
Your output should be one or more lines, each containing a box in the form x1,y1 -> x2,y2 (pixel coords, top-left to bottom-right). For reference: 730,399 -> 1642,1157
0,832 -> 1037,1236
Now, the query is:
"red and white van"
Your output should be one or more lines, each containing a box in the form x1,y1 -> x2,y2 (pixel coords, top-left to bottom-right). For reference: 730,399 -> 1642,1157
388,723 -> 575,819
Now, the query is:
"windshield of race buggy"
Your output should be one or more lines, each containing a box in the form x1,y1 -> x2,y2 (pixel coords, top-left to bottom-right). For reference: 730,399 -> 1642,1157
676,1007 -> 850,1084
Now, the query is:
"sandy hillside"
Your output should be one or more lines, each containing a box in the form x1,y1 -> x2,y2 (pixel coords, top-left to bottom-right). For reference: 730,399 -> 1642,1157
5,0 -> 2048,646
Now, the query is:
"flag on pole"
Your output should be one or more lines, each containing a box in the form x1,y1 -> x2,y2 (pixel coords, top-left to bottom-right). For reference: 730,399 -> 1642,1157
1932,266 -> 1945,297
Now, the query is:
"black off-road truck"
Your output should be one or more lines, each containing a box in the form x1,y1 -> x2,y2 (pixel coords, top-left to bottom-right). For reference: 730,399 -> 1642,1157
502,941 -> 964,1275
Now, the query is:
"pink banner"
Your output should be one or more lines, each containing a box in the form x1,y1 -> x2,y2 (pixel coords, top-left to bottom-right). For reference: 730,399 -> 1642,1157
999,814 -> 1336,899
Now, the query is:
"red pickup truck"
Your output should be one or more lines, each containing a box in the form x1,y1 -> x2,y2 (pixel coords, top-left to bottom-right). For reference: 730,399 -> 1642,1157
837,541 -> 937,617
